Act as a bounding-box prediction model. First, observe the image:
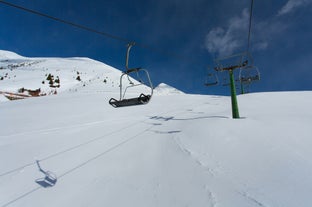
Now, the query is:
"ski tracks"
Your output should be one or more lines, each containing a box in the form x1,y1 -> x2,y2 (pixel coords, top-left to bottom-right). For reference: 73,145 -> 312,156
173,134 -> 272,207
169,125 -> 271,207
172,136 -> 217,207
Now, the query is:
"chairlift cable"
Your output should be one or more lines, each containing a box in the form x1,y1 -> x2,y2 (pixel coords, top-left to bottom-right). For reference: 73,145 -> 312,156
0,0 -> 130,43
0,0 -> 199,64
247,0 -> 254,53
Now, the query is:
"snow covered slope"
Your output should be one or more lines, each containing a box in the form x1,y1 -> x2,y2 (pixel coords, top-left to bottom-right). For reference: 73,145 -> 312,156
0,50 -> 24,59
0,50 -> 125,99
1,51 -> 312,207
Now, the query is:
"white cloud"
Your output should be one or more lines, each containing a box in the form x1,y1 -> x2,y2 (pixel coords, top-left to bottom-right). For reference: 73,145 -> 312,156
205,9 -> 249,56
205,0 -> 312,57
278,0 -> 312,16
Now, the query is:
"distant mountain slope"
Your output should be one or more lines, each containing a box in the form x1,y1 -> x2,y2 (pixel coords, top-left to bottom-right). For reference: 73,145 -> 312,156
0,50 -> 122,96
154,83 -> 185,95
0,50 -> 24,59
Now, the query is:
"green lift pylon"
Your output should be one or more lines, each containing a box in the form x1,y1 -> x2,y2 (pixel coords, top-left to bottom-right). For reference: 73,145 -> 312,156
214,61 -> 247,119
229,69 -> 240,118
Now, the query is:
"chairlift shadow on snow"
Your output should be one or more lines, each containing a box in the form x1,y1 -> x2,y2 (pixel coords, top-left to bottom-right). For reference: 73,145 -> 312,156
151,130 -> 182,134
35,160 -> 57,188
150,116 -> 174,121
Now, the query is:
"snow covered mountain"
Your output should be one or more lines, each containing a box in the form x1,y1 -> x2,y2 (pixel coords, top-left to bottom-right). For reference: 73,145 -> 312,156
0,50 -> 124,100
1,50 -> 312,207
0,50 -> 24,59
153,83 -> 184,95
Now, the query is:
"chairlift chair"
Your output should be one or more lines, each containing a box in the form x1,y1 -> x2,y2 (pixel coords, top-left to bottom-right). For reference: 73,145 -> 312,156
239,65 -> 260,83
204,67 -> 219,86
204,73 -> 219,86
109,43 -> 153,108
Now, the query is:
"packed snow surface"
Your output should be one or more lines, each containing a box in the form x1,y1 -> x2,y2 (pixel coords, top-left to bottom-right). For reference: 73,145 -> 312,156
1,50 -> 312,207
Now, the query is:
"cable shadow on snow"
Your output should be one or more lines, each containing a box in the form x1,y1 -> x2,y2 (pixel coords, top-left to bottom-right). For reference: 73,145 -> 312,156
2,128 -> 153,207
150,130 -> 182,134
0,121 -> 141,179
149,116 -> 174,121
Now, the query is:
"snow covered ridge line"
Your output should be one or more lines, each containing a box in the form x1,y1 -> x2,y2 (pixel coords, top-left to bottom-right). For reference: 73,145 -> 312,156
0,50 -> 25,59
0,50 -> 93,61
153,83 -> 184,95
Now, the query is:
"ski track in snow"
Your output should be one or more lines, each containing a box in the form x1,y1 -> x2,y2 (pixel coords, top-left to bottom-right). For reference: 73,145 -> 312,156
171,127 -> 271,207
180,142 -> 270,207
173,138 -> 218,207
149,104 -> 223,207
173,136 -> 215,176
237,191 -> 268,207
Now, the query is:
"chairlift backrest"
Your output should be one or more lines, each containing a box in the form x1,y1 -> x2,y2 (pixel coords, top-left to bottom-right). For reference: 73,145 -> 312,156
204,73 -> 219,86
120,69 -> 153,100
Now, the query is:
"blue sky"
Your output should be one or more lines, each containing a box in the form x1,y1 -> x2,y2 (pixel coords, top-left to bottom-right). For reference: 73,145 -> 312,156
0,0 -> 312,95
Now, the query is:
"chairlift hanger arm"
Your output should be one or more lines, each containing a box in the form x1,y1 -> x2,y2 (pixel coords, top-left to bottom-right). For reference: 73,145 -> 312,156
125,42 -> 142,73
204,72 -> 219,86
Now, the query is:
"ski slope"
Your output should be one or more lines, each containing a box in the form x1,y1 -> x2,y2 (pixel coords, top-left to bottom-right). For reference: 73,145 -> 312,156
1,51 -> 312,207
